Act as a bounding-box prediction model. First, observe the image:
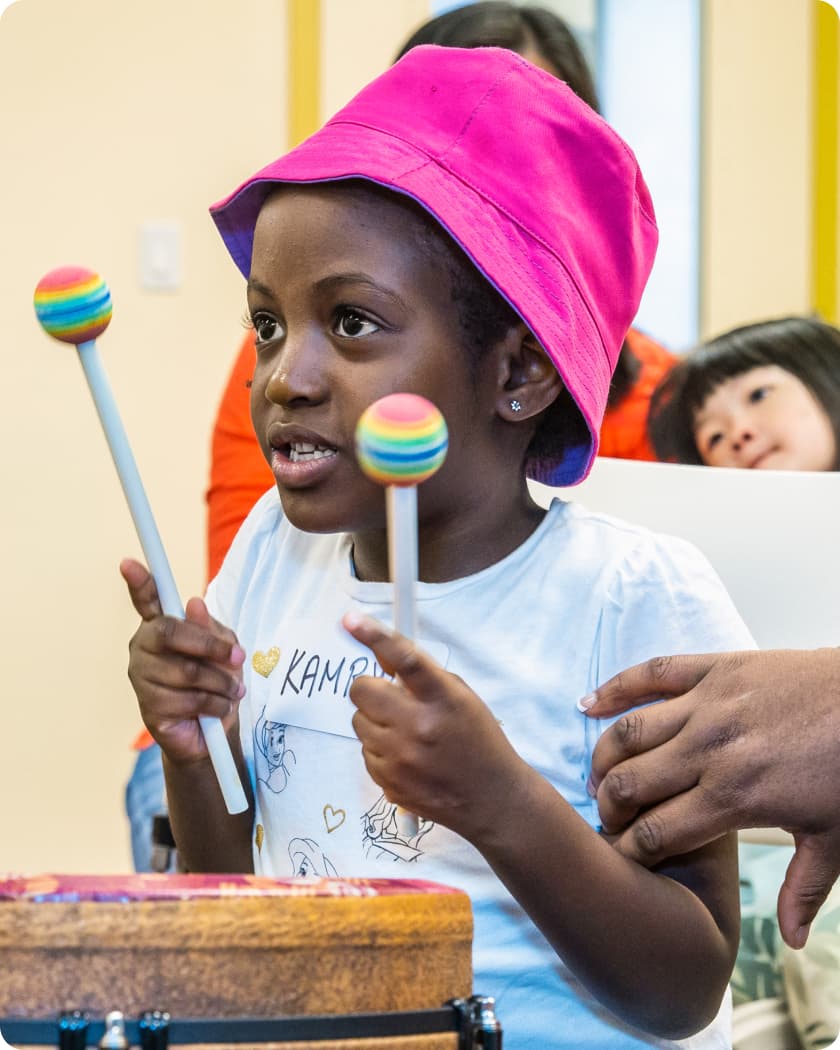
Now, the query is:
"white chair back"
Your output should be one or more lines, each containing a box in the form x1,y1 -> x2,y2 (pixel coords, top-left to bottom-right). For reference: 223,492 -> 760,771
530,458 -> 840,650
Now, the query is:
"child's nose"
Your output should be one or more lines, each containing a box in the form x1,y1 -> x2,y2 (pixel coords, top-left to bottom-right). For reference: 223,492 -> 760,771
264,333 -> 327,407
730,422 -> 756,452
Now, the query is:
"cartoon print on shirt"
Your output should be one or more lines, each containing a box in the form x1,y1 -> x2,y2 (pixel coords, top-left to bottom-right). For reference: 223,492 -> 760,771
254,706 -> 296,793
362,793 -> 434,862
289,836 -> 339,877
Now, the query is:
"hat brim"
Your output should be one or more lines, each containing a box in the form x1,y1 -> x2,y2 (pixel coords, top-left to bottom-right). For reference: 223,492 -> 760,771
211,122 -> 608,486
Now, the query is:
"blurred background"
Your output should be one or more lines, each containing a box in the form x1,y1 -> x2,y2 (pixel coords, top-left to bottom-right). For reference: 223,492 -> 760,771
0,0 -> 836,874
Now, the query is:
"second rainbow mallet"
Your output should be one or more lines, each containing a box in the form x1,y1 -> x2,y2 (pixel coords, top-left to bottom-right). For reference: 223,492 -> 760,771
355,393 -> 448,834
355,392 -> 449,639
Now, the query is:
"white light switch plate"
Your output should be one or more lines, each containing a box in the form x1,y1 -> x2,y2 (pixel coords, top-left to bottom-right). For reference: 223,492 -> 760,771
139,220 -> 183,291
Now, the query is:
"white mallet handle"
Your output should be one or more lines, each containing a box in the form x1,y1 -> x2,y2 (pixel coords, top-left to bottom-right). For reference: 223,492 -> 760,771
387,485 -> 420,835
77,340 -> 248,815
387,486 -> 418,639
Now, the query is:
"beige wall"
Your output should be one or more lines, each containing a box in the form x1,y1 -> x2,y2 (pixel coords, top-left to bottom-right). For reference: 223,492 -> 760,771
0,0 -> 287,873
700,0 -> 813,337
0,0 -> 827,875
321,0 -> 430,120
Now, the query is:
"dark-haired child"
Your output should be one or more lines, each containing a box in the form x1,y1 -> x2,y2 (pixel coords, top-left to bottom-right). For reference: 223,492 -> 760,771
649,316 -> 840,470
122,47 -> 751,1048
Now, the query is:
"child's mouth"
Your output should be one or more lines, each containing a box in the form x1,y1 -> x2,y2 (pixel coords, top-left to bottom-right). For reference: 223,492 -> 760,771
287,442 -> 337,463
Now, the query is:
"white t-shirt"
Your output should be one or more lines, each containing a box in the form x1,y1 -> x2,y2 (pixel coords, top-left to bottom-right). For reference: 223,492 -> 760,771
207,492 -> 754,1049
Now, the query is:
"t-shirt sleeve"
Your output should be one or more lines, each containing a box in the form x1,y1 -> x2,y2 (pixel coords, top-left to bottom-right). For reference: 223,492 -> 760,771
579,531 -> 756,803
205,488 -> 281,630
596,531 -> 756,692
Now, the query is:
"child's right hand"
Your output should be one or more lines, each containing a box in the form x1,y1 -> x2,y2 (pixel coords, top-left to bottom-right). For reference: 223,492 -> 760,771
120,558 -> 246,765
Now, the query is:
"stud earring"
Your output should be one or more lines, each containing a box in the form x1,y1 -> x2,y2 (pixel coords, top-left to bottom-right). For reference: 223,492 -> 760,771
509,399 -> 522,413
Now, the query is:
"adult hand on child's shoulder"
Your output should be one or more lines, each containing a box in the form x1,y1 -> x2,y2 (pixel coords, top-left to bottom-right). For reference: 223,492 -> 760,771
581,647 -> 840,948
120,558 -> 246,766
343,612 -> 531,843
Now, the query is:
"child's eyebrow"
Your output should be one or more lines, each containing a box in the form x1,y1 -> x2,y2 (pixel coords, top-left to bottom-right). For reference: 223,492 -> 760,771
246,277 -> 277,300
314,272 -> 409,310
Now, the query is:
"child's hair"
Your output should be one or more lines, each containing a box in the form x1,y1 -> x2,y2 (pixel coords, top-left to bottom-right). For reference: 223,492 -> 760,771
648,315 -> 840,466
395,2 -> 599,111
211,45 -> 657,486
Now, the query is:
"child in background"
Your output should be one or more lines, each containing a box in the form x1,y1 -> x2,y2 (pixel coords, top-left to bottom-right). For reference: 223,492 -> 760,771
122,47 -> 750,1048
648,316 -> 840,470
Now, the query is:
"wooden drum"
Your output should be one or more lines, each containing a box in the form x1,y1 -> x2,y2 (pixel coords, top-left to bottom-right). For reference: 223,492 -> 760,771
0,874 -> 475,1050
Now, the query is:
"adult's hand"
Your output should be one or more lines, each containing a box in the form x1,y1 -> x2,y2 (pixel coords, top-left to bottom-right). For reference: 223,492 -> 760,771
581,648 -> 840,948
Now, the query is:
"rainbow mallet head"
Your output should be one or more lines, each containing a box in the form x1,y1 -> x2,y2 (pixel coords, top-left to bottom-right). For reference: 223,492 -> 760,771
33,266 -> 112,345
356,393 -> 448,487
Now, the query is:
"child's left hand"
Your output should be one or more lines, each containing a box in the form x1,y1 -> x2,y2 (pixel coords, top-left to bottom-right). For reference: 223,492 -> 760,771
342,612 -> 528,842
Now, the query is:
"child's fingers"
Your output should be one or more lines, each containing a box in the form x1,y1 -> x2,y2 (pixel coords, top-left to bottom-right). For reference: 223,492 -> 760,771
349,677 -> 407,727
351,708 -> 390,757
185,595 -> 211,627
130,640 -> 245,704
139,678 -> 236,724
135,614 -> 244,672
342,612 -> 441,693
185,596 -> 245,660
120,558 -> 162,620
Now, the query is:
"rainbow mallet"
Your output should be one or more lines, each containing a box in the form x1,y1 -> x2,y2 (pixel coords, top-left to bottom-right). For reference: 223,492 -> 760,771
356,393 -> 449,491
33,266 -> 247,816
355,394 -> 448,634
33,266 -> 113,344
355,394 -> 448,834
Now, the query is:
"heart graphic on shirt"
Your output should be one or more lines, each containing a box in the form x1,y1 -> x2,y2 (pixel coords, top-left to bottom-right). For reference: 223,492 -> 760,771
323,805 -> 346,833
252,647 -> 281,678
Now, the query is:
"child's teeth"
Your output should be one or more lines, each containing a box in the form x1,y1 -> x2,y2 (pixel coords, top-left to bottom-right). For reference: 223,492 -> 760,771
289,444 -> 335,463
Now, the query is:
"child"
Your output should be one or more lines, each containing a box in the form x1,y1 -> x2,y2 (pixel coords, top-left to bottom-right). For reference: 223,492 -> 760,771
648,316 -> 840,470
203,1 -> 675,584
122,47 -> 752,1048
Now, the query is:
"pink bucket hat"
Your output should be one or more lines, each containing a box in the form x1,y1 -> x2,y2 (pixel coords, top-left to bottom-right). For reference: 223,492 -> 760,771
210,45 -> 658,486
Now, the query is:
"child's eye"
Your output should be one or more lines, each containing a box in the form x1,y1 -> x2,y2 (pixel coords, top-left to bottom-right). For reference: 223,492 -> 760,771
334,307 -> 380,339
748,385 -> 771,403
705,432 -> 723,451
251,312 -> 285,346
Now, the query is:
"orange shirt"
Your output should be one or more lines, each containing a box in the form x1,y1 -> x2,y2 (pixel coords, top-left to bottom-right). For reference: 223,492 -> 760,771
205,330 -> 274,583
599,329 -> 676,461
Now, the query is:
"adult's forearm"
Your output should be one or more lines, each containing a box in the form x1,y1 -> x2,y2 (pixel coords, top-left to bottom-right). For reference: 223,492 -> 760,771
163,748 -> 255,873
471,768 -> 738,1039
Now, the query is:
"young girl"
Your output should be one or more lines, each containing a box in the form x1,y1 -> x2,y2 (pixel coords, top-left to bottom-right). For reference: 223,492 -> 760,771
648,316 -> 840,470
122,47 -> 751,1048
202,0 -> 675,584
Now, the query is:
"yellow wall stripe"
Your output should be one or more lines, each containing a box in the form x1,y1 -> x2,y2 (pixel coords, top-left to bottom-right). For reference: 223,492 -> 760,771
287,0 -> 321,148
812,0 -> 838,321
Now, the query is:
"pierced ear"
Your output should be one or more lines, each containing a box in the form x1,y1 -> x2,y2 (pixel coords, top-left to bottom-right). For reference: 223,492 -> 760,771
496,327 -> 564,421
